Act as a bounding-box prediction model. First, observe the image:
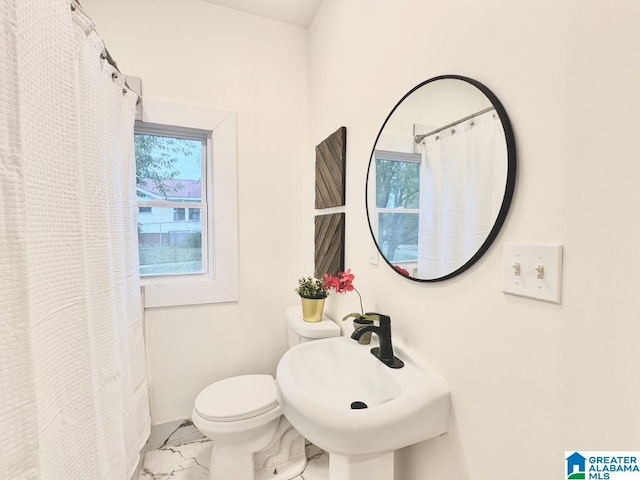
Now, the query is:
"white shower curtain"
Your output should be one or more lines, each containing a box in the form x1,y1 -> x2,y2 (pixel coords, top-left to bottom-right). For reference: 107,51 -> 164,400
0,1 -> 150,479
417,110 -> 507,278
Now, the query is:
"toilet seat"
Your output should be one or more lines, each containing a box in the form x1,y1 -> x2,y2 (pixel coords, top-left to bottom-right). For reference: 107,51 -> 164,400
194,374 -> 279,422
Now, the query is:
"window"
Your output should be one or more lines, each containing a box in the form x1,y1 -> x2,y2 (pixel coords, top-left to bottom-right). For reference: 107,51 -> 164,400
173,208 -> 186,222
188,208 -> 200,221
135,98 -> 238,308
135,124 -> 207,277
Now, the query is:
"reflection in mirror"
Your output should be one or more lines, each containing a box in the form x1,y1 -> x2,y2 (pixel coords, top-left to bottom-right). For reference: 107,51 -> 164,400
374,150 -> 420,266
366,75 -> 516,282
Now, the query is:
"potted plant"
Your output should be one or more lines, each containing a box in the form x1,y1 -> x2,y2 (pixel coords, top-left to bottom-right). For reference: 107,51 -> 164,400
324,269 -> 376,344
295,276 -> 329,323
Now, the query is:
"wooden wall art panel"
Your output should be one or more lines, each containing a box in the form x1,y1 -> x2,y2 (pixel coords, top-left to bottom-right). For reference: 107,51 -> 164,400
315,126 -> 346,209
314,213 -> 345,278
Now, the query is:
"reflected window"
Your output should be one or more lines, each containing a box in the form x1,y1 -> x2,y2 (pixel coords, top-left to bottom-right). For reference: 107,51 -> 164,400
374,151 -> 420,266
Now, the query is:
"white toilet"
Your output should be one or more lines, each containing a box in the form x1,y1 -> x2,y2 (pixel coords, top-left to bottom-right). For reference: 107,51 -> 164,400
192,306 -> 341,480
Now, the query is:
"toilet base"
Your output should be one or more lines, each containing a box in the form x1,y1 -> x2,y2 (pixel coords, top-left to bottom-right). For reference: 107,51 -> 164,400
254,421 -> 307,480
206,416 -> 307,480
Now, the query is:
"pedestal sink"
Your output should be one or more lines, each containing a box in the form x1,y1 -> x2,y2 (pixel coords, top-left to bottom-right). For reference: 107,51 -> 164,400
275,335 -> 450,480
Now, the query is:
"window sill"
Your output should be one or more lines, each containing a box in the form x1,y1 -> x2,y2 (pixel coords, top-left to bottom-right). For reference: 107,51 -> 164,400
141,273 -> 238,308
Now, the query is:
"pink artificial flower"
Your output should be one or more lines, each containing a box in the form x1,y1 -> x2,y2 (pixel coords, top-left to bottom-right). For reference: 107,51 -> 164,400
324,268 -> 364,314
338,269 -> 355,292
323,274 -> 338,291
325,269 -> 354,294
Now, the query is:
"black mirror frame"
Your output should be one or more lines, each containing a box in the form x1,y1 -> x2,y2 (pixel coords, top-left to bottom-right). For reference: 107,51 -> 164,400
365,74 -> 517,282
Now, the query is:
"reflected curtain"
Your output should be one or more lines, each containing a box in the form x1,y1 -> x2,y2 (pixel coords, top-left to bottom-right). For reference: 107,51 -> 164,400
0,1 -> 150,479
417,110 -> 507,278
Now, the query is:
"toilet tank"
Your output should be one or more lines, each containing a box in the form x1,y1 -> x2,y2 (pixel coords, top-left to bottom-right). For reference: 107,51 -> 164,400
286,305 -> 341,348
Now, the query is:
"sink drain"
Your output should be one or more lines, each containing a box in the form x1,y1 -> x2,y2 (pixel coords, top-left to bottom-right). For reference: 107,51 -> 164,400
350,401 -> 368,409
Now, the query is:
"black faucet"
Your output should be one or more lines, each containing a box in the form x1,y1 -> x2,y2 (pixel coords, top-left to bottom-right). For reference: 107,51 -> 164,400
351,313 -> 404,369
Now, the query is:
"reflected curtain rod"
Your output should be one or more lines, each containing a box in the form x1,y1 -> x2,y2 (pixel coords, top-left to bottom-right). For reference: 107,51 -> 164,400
413,105 -> 496,144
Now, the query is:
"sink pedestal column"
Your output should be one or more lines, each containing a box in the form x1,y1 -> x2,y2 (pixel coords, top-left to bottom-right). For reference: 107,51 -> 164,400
329,451 -> 394,480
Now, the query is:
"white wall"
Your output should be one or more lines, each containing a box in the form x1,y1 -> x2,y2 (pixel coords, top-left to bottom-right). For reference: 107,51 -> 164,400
81,0 -> 312,424
309,0 -> 640,479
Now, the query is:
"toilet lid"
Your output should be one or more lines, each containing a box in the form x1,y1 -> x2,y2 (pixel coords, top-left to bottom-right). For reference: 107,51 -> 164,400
194,374 -> 279,422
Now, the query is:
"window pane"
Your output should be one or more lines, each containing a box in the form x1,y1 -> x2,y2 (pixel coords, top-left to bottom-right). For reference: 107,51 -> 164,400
135,134 -> 202,203
188,208 -> 200,221
173,207 -> 185,221
375,159 -> 420,209
135,131 -> 205,277
378,212 -> 418,262
138,207 -> 202,276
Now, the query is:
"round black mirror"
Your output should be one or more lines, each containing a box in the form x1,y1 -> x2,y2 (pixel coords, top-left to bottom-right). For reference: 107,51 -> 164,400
365,75 -> 516,281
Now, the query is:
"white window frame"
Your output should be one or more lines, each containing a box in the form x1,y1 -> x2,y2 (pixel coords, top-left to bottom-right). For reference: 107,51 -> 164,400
138,98 -> 238,308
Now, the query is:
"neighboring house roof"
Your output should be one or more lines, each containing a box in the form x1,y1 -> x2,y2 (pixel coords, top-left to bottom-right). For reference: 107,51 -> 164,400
137,178 -> 201,200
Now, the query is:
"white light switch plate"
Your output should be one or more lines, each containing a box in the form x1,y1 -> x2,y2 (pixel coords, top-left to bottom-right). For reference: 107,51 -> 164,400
502,243 -> 563,303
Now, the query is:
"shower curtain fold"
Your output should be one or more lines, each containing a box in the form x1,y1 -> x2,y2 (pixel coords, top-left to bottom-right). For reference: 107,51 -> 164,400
0,1 -> 150,479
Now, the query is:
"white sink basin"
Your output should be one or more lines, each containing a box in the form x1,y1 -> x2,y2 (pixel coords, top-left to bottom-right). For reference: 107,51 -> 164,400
276,335 -> 450,457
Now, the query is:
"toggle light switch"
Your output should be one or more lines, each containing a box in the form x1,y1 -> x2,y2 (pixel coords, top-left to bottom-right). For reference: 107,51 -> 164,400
512,263 -> 521,276
502,243 -> 563,303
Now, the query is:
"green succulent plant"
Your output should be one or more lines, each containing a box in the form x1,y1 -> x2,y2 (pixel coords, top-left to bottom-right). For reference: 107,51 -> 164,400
295,277 -> 329,299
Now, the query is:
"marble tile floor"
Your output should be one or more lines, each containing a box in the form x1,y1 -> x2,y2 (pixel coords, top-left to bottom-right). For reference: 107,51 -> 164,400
138,419 -> 329,480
